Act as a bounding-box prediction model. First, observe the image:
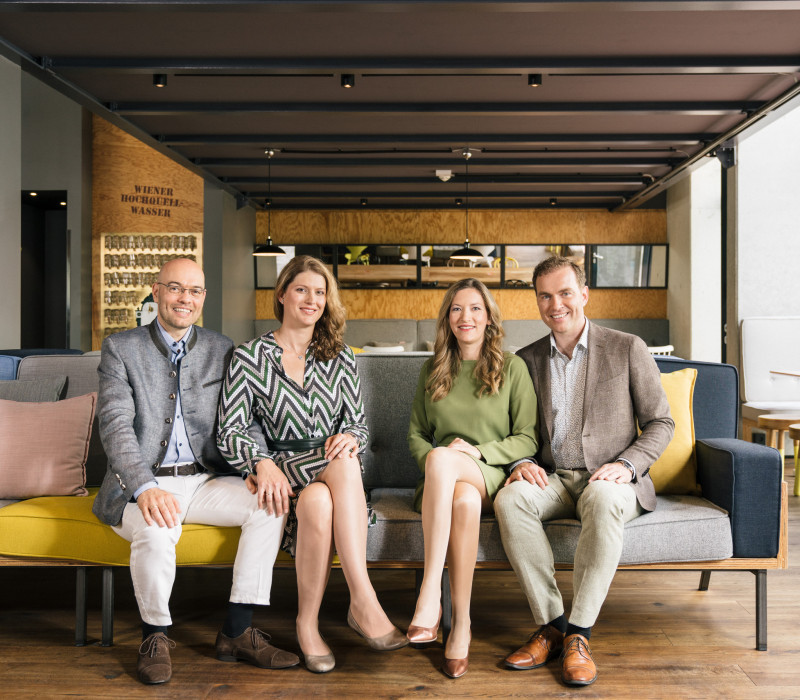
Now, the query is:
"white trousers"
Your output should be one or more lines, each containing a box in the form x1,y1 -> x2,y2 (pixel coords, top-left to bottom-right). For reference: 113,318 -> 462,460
112,474 -> 285,626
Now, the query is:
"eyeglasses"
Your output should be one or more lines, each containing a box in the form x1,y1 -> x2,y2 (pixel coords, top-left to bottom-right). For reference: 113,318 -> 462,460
156,282 -> 206,298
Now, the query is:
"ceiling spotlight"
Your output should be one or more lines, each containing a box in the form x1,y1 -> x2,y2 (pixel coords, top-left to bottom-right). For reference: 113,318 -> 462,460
455,198 -> 463,206
550,197 -> 558,206
153,74 -> 168,88
60,201 -> 67,206
360,198 -> 368,206
528,73 -> 543,87
341,74 -> 355,89
29,192 -> 37,197
436,169 -> 454,182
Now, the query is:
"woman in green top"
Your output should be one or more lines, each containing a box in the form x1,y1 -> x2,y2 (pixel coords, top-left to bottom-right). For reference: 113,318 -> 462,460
406,278 -> 539,678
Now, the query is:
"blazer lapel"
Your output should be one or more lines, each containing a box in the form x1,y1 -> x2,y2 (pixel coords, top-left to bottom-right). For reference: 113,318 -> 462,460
582,322 -> 606,427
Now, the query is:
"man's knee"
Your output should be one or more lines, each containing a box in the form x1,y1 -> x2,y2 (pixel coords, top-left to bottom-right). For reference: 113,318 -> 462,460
580,480 -> 630,520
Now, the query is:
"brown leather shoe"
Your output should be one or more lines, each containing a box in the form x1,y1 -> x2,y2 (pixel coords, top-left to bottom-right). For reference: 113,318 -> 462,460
215,627 -> 300,669
504,625 -> 564,670
137,632 -> 175,684
561,634 -> 597,686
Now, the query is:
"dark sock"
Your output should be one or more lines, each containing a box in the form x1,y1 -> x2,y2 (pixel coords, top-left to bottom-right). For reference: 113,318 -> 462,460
142,623 -> 168,641
548,614 -> 568,635
222,603 -> 255,638
566,623 -> 591,639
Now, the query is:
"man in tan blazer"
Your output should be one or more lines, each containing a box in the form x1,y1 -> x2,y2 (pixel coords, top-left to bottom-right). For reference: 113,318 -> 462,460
494,256 -> 673,687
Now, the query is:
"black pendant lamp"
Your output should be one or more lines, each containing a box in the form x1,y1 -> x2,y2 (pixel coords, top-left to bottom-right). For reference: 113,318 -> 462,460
449,149 -> 483,263
253,149 -> 286,257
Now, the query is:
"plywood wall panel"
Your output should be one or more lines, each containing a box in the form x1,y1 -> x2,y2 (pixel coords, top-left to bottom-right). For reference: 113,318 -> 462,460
256,288 -> 666,322
258,209 -> 666,245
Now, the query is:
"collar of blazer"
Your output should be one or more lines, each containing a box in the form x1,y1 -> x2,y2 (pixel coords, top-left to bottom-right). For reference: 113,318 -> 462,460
147,318 -> 198,360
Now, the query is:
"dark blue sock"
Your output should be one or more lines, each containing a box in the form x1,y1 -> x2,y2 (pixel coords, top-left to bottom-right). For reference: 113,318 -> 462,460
566,623 -> 591,639
548,614 -> 568,634
142,623 -> 168,640
222,602 -> 255,638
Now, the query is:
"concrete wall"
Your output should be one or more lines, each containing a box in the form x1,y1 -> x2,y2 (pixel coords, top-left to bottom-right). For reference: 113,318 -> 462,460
666,158 -> 722,361
21,74 -> 92,350
0,57 -> 22,348
203,184 -> 257,345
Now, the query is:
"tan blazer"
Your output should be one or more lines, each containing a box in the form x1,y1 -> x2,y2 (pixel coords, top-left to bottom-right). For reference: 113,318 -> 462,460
516,322 -> 674,512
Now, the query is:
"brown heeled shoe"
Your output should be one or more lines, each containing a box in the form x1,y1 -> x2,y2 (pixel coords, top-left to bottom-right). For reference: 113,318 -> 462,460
406,606 -> 442,646
441,631 -> 471,679
347,608 -> 409,651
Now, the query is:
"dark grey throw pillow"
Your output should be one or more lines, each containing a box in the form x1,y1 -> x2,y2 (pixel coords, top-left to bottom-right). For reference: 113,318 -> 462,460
0,376 -> 67,402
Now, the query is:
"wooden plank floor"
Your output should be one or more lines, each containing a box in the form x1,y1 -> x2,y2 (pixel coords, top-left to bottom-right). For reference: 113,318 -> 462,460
1,463 -> 797,699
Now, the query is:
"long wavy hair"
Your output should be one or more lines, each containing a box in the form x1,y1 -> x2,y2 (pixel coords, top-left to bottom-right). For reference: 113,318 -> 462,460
273,255 -> 346,362
426,278 -> 506,402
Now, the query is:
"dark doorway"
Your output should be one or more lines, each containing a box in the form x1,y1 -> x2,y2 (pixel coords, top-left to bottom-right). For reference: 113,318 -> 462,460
20,190 -> 69,349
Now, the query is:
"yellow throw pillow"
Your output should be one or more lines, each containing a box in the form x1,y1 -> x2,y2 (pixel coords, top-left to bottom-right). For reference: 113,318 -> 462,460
350,346 -> 365,354
649,368 -> 699,494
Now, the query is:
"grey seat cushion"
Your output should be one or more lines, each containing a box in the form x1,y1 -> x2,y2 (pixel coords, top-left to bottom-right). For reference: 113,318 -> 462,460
366,490 -> 733,565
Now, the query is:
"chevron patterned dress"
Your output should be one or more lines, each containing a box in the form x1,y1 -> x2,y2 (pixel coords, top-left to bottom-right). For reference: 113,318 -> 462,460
217,332 -> 370,554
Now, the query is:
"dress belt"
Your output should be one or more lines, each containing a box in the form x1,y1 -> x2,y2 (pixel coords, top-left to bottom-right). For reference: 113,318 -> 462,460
153,462 -> 203,477
267,437 -> 327,452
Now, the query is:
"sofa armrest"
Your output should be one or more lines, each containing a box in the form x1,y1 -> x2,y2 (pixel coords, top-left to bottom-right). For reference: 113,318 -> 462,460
695,438 -> 782,558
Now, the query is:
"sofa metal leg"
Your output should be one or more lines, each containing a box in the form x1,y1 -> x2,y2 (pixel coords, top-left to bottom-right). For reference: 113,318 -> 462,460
74,567 -> 87,647
441,569 -> 452,645
698,570 -> 711,591
101,567 -> 115,647
754,569 -> 767,651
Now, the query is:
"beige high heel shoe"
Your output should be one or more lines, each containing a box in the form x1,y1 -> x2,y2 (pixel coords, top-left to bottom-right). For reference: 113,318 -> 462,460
347,608 -> 409,651
406,605 -> 442,646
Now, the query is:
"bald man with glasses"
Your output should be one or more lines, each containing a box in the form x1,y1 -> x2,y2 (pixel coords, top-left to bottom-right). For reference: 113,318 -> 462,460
93,257 -> 298,685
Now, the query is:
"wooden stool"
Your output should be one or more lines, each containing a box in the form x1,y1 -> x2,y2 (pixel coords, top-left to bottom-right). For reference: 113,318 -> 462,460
788,424 -> 800,497
757,414 -> 800,484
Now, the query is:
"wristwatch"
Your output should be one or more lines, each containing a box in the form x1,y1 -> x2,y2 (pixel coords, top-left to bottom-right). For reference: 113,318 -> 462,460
617,460 -> 636,482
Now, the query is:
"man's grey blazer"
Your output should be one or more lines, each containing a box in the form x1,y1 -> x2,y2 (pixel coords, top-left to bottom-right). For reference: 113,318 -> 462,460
92,321 -> 238,526
516,322 -> 674,512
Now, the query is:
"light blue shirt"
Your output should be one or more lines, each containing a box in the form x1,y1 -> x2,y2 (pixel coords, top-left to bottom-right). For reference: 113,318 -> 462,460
133,321 -> 198,499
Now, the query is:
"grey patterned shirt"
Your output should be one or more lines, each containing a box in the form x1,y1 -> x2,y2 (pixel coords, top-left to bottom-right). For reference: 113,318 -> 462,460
549,320 -> 590,471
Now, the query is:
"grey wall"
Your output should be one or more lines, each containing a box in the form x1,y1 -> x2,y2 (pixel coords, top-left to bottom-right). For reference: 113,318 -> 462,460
203,184 -> 257,345
21,73 -> 92,350
0,57 -> 22,348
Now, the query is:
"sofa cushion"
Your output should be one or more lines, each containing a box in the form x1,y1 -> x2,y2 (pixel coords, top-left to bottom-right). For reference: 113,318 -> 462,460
650,368 -> 699,494
366,489 -> 732,565
0,355 -> 21,381
0,375 -> 66,402
0,393 -> 96,499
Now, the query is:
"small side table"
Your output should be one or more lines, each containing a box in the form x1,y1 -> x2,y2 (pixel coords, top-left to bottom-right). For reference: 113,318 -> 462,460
788,424 -> 800,497
757,413 -> 800,488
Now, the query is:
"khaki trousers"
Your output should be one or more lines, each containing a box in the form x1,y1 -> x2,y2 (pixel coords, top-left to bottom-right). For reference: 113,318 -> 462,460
113,474 -> 286,626
495,469 -> 643,629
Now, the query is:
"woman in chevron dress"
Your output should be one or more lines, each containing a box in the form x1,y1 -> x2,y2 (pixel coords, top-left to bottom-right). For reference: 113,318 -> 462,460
217,255 -> 406,673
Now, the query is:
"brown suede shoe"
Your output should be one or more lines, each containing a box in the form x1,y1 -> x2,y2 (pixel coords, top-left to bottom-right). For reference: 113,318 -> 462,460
137,632 -> 175,685
561,633 -> 597,686
504,625 -> 564,670
215,627 -> 300,669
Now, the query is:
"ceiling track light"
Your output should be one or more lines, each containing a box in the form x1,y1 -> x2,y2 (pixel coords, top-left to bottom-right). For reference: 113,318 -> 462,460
528,73 -> 543,87
550,197 -> 558,206
341,73 -> 355,88
253,149 -> 286,257
153,73 -> 168,88
360,198 -> 368,206
450,149 -> 484,264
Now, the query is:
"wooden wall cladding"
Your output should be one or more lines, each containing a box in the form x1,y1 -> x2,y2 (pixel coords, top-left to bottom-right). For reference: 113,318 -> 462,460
256,288 -> 666,322
91,116 -> 205,349
257,209 -> 666,245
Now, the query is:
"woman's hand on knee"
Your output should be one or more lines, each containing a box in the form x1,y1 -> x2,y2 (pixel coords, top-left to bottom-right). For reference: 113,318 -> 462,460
324,432 -> 359,461
254,459 -> 295,516
446,437 -> 481,459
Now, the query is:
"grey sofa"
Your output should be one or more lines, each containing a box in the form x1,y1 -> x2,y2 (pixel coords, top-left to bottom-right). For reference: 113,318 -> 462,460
0,350 -> 786,651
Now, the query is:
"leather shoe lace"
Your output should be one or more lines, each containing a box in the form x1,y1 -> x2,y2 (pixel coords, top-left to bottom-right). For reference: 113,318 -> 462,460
561,633 -> 597,686
137,632 -> 175,685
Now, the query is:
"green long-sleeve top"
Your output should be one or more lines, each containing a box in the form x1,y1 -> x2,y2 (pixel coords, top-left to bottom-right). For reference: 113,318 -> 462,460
407,353 -> 539,511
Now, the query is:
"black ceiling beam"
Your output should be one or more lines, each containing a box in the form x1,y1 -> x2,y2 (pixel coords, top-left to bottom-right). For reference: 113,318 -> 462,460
50,55 -> 800,74
223,174 -> 651,185
241,189 -> 633,199
111,100 -> 760,116
194,156 -> 675,167
159,132 -> 712,146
